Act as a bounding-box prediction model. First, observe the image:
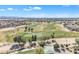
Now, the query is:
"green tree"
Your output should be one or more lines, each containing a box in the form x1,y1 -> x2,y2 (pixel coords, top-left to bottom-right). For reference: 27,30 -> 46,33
24,26 -> 28,32
51,32 -> 55,38
31,35 -> 37,41
28,28 -> 31,32
38,41 -> 45,47
30,28 -> 33,32
13,35 -> 26,45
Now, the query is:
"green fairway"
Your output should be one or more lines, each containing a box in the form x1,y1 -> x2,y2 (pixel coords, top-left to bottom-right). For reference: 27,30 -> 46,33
17,22 -> 79,42
1,22 -> 79,43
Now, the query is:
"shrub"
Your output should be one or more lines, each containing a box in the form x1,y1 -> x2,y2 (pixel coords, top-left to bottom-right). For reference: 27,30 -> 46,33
75,38 -> 79,45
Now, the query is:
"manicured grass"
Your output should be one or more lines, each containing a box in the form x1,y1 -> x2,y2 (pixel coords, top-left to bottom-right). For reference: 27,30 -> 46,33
18,22 -> 79,40
17,22 -> 79,42
1,22 -> 79,42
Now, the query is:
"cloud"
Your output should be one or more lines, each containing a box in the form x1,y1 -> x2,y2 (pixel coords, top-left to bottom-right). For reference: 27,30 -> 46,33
0,9 -> 6,11
7,8 -> 13,11
33,7 -> 42,10
23,8 -> 32,11
0,8 -> 17,11
23,6 -> 42,11
0,6 -> 42,12
7,8 -> 17,11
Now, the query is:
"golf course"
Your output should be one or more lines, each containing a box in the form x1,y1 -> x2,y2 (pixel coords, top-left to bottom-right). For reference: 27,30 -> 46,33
0,21 -> 79,54
0,21 -> 79,43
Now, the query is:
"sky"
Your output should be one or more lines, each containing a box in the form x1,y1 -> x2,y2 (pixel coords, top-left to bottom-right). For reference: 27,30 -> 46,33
0,5 -> 79,17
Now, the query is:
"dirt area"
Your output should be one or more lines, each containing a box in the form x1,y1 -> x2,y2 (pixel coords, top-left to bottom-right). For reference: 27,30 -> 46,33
56,24 -> 70,32
0,25 -> 25,42
0,44 -> 12,53
52,38 -> 76,44
0,25 -> 25,32
0,37 -> 76,54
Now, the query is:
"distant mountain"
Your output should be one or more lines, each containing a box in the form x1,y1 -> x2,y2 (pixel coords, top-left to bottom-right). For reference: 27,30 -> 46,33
0,16 -> 79,21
